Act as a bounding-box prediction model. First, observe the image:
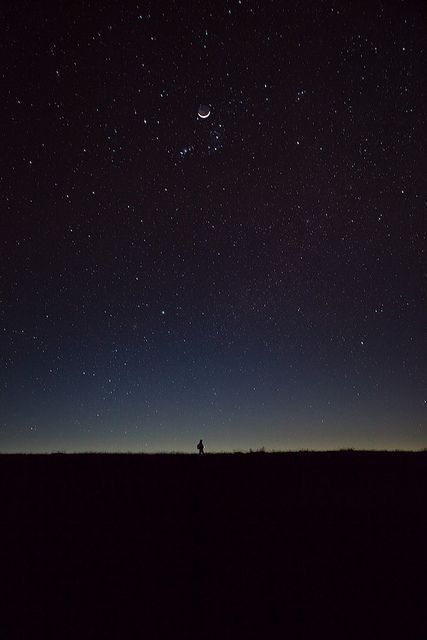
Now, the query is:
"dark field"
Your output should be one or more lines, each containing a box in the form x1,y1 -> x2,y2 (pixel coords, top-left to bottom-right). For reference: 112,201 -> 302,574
1,452 -> 426,638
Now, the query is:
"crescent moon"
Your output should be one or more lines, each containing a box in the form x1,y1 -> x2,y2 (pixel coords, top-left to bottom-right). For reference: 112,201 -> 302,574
198,105 -> 211,119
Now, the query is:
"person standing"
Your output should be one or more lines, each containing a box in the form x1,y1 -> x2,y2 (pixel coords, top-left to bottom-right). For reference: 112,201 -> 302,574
197,439 -> 205,455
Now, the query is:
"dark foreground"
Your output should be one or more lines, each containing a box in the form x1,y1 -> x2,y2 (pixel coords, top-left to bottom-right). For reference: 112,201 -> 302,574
1,451 -> 426,638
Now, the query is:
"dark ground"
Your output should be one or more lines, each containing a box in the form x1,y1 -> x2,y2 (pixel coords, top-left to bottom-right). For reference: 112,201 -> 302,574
1,451 -> 426,639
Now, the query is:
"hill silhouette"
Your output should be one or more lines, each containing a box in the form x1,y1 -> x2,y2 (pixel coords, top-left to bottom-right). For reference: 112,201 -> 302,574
1,451 -> 426,638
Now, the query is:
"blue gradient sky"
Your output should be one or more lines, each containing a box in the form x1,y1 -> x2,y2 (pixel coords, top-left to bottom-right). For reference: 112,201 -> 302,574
1,1 -> 425,452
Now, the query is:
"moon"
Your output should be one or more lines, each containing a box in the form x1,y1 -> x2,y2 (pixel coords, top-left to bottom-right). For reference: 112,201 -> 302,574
198,104 -> 211,119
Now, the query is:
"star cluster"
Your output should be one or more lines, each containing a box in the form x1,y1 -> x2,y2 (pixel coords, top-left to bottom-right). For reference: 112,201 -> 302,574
1,1 -> 425,452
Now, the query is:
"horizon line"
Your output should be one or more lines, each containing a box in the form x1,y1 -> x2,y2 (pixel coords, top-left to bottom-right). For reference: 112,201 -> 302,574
1,447 -> 426,455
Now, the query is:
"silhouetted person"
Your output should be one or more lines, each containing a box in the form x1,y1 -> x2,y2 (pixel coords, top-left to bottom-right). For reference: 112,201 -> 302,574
197,439 -> 205,455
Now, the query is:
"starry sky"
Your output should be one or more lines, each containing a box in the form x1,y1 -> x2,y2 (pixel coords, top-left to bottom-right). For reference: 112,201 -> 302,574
1,1 -> 426,453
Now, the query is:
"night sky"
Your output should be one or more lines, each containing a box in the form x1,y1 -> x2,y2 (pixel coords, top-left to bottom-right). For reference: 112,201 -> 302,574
1,1 -> 426,453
